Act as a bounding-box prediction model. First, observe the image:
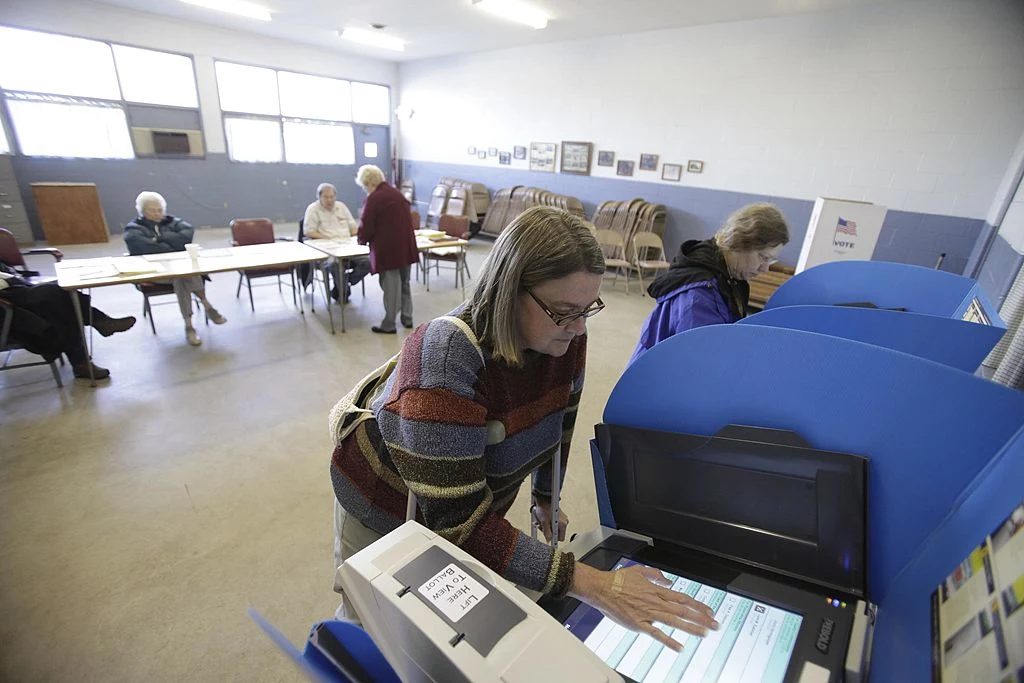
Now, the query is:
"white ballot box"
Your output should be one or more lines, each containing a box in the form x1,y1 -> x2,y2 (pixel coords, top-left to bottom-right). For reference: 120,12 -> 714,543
796,198 -> 888,273
336,520 -> 621,683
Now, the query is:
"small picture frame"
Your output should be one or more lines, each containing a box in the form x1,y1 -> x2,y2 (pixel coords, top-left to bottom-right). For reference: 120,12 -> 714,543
499,151 -> 511,165
529,142 -> 557,173
639,153 -> 659,171
560,141 -> 593,175
687,160 -> 705,173
662,163 -> 683,182
513,145 -> 527,160
467,146 -> 476,155
616,160 -> 635,177
477,150 -> 487,160
488,147 -> 498,157
597,150 -> 615,167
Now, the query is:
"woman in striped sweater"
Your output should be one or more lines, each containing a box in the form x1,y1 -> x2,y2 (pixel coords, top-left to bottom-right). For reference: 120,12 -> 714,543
329,206 -> 718,650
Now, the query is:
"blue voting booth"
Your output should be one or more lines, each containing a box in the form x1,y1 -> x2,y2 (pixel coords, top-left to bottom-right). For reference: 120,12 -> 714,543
744,261 -> 1006,372
600,324 -> 1024,680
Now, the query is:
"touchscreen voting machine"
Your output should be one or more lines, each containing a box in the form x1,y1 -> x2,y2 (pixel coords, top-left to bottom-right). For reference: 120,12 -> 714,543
539,424 -> 875,683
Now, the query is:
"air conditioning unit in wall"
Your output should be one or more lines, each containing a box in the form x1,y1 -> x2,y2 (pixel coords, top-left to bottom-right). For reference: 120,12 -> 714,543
131,127 -> 205,157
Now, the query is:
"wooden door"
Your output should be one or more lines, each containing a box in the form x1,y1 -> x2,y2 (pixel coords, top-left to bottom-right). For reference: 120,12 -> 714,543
31,183 -> 109,245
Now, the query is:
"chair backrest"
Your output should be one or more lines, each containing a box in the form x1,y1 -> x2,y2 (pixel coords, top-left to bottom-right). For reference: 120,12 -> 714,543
230,218 -> 275,246
0,229 -> 25,268
445,186 -> 467,217
426,185 -> 448,219
410,210 -> 421,230
632,231 -> 667,262
594,229 -> 627,261
438,214 -> 469,239
297,217 -> 305,242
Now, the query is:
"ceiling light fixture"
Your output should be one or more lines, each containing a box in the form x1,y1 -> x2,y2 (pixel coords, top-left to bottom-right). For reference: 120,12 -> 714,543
180,0 -> 272,21
340,27 -> 406,52
472,0 -> 549,30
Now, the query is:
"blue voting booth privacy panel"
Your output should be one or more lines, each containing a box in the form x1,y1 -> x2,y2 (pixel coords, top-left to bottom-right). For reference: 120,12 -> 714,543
766,260 -> 975,316
871,423 -> 1024,680
739,305 -> 1005,373
603,325 -> 1024,603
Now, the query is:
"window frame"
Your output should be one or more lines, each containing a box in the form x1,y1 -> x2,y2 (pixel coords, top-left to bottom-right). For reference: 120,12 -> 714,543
0,24 -> 205,160
214,58 -> 390,166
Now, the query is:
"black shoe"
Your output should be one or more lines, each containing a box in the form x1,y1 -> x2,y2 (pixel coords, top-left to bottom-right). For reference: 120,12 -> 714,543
92,315 -> 137,337
73,362 -> 111,380
371,326 -> 397,334
402,320 -> 414,329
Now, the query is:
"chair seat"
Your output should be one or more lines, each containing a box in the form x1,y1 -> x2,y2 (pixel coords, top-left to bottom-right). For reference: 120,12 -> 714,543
135,282 -> 176,295
427,248 -> 462,259
637,260 -> 670,269
241,265 -> 294,277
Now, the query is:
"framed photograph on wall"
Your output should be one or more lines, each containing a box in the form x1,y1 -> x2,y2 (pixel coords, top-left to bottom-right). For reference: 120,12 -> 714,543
529,142 -> 557,172
662,163 -> 683,182
499,151 -> 511,165
560,141 -> 593,175
467,146 -> 477,155
477,150 -> 487,160
597,150 -> 615,167
513,145 -> 527,160
617,160 -> 635,177
488,147 -> 498,157
687,160 -> 705,173
639,153 -> 659,171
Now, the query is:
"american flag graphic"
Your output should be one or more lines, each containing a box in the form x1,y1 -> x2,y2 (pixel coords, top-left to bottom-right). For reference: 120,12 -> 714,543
836,217 -> 858,236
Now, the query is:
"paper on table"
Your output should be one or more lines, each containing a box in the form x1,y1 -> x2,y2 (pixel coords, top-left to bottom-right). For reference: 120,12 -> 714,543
197,248 -> 234,258
143,252 -> 187,262
112,257 -> 166,275
74,264 -> 120,279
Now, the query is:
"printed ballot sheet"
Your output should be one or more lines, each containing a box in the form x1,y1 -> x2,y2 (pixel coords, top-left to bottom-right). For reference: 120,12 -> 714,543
565,558 -> 803,683
933,501 -> 1024,682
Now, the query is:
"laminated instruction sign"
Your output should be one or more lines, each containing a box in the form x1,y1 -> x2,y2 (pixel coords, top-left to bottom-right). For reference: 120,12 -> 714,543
796,198 -> 887,273
418,562 -> 490,623
932,500 -> 1024,681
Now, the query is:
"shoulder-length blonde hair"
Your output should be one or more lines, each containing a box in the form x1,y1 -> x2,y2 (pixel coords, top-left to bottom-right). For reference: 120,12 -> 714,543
469,206 -> 605,366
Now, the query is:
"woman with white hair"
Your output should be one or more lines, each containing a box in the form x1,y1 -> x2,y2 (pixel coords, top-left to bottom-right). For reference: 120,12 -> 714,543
354,165 -> 418,333
124,191 -> 227,346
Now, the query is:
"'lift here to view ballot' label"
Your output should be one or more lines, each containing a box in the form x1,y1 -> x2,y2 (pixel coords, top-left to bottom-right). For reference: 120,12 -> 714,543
418,563 -> 490,623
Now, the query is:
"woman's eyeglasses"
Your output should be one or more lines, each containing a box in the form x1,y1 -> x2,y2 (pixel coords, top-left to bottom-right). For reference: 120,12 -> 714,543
757,252 -> 779,266
527,290 -> 605,326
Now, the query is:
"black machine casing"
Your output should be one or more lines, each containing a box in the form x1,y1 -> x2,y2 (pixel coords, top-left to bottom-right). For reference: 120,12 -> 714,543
541,424 -> 871,683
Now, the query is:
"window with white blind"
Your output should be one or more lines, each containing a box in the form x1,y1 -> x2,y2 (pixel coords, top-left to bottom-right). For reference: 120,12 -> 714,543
215,60 -> 387,164
113,45 -> 198,108
224,117 -> 282,163
7,95 -> 134,159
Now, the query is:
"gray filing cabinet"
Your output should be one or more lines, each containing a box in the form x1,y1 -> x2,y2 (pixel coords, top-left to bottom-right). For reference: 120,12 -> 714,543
0,155 -> 34,245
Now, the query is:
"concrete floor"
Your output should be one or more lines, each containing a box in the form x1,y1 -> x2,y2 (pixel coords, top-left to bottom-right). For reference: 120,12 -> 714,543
0,227 -> 656,682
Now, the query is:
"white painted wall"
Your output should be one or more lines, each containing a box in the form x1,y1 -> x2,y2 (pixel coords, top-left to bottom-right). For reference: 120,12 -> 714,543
991,129 -> 1024,253
0,0 -> 398,153
398,0 -> 1024,219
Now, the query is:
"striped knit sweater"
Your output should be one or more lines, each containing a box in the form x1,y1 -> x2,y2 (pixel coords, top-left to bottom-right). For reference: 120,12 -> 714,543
330,306 -> 586,597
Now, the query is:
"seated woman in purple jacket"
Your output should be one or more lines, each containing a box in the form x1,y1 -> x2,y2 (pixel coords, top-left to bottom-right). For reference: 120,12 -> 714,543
628,203 -> 789,366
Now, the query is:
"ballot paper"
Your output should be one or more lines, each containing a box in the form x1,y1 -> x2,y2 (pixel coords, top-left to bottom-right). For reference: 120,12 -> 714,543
112,257 -> 165,275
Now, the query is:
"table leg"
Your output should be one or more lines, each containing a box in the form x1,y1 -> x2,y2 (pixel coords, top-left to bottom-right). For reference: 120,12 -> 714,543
424,253 -> 431,292
297,265 -> 305,315
70,288 -> 95,387
460,245 -> 466,298
322,261 -> 336,334
336,258 -> 346,333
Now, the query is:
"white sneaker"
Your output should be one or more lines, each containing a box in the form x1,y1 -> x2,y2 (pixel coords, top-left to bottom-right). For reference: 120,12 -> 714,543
185,327 -> 202,346
206,307 -> 227,325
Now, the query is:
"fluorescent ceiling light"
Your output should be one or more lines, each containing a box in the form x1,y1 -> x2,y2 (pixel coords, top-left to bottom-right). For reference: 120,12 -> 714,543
472,0 -> 549,30
180,0 -> 272,21
340,28 -> 406,52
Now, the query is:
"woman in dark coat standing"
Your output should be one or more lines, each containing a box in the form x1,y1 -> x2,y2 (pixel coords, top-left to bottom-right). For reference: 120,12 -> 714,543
355,165 -> 419,334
